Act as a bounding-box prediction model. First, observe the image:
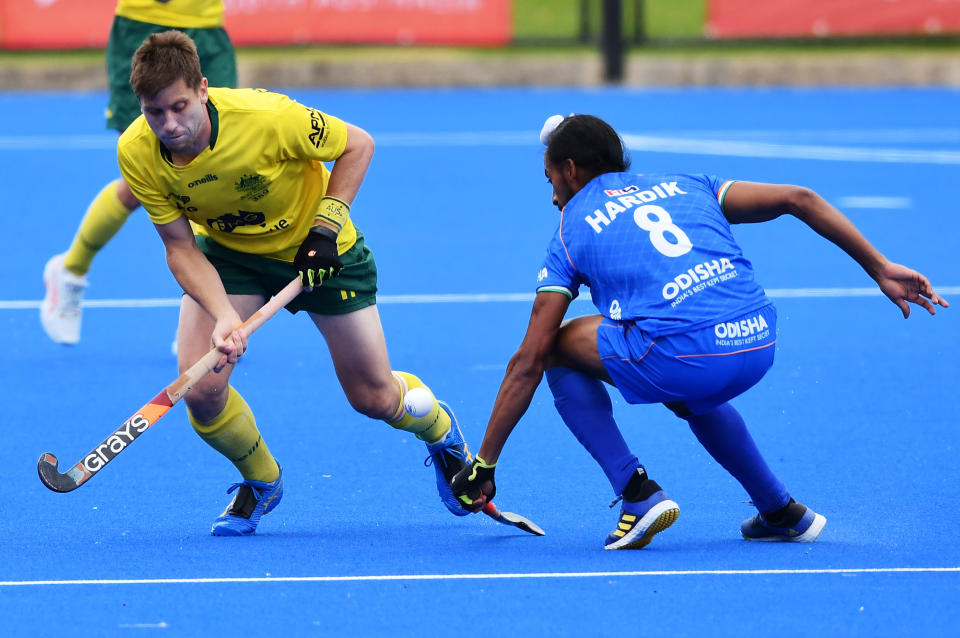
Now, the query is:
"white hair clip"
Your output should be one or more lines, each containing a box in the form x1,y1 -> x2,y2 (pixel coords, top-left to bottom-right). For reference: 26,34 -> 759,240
539,114 -> 565,146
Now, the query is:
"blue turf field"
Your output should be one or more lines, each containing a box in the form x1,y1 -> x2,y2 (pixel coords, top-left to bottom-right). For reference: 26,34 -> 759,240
0,87 -> 958,636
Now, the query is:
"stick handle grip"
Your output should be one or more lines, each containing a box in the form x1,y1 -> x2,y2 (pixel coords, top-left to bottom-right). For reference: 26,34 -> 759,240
166,278 -> 304,403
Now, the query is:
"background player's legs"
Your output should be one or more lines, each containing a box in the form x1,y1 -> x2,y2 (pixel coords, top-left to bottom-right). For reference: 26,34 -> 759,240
41,178 -> 140,344
63,178 -> 140,277
179,293 -> 282,535
308,305 -> 470,515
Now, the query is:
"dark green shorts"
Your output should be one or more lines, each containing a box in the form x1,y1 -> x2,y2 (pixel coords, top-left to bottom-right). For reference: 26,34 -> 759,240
195,234 -> 378,315
106,15 -> 237,131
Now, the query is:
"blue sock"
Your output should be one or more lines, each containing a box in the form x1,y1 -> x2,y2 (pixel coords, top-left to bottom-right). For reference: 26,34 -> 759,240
683,403 -> 790,513
546,367 -> 639,496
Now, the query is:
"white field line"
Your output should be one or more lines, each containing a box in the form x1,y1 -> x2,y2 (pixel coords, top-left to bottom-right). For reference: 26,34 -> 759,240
0,566 -> 957,587
2,286 -> 959,311
836,196 -> 912,209
4,131 -> 960,164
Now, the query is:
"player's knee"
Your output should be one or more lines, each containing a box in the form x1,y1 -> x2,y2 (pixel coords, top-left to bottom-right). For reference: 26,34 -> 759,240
185,383 -> 230,422
347,387 -> 397,420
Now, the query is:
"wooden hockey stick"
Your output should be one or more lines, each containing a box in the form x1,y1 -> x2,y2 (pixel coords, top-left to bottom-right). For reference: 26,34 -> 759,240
37,278 -> 304,493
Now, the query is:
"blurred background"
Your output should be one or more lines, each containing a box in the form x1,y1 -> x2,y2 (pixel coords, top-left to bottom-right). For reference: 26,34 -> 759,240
1,4 -> 958,634
2,0 -> 960,90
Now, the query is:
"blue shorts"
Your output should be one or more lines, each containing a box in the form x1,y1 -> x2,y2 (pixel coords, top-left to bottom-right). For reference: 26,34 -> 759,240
597,304 -> 777,415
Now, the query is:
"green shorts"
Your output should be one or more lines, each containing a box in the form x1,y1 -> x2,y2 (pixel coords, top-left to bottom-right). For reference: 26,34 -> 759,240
106,15 -> 237,131
196,234 -> 379,315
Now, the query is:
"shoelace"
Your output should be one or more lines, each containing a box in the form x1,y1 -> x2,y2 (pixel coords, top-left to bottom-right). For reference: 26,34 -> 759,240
225,481 -> 262,501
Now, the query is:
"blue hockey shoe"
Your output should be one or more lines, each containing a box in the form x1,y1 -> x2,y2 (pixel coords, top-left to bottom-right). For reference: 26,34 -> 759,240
424,401 -> 472,516
605,471 -> 679,550
210,465 -> 284,536
741,501 -> 826,542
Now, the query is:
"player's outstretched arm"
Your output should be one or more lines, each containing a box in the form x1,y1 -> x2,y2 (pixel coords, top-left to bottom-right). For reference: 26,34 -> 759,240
722,181 -> 948,318
473,291 -> 571,465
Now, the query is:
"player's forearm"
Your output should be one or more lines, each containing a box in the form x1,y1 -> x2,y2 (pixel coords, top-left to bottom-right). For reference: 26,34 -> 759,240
477,355 -> 544,464
165,243 -> 234,320
790,188 -> 888,280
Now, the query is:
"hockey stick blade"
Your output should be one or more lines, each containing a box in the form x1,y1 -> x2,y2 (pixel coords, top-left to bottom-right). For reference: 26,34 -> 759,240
37,453 -> 78,493
37,389 -> 175,493
482,501 -> 545,536
37,278 -> 304,493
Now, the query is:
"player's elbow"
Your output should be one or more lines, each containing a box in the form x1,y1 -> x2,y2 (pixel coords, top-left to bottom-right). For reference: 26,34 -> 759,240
350,126 -> 375,161
507,346 -> 547,382
783,186 -> 822,220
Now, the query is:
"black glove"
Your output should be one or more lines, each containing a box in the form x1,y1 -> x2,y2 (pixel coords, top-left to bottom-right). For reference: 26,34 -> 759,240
294,226 -> 343,288
450,456 -> 496,512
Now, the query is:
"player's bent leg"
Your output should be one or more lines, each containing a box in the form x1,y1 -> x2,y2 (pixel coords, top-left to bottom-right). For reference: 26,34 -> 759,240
546,366 -> 638,496
683,403 -> 790,515
310,307 -> 471,515
178,293 -> 280,534
605,467 -> 680,550
189,387 -> 282,536
389,371 -> 472,516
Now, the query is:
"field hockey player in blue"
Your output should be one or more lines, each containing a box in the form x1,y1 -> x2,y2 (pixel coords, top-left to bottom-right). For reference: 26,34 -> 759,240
451,113 -> 947,550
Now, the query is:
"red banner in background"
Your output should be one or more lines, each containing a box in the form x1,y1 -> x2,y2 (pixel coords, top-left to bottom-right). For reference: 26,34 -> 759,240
0,0 -> 114,49
224,0 -> 512,46
708,0 -> 960,39
0,0 -> 511,49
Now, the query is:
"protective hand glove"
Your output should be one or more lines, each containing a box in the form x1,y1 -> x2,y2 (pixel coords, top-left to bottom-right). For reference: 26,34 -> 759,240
450,456 -> 496,512
294,226 -> 342,288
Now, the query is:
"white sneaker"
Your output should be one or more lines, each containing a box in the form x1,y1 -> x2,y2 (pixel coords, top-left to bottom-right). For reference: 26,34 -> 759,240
40,253 -> 88,345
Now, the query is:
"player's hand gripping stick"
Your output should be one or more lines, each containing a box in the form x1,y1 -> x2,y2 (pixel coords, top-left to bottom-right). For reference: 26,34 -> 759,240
37,278 -> 305,493
452,458 -> 545,536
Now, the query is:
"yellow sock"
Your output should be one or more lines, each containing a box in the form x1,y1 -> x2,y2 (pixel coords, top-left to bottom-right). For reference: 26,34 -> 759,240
188,387 -> 279,482
63,179 -> 136,276
386,371 -> 451,444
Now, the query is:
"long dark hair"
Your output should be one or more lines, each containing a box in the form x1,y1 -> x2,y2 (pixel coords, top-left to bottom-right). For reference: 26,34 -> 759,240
545,114 -> 630,176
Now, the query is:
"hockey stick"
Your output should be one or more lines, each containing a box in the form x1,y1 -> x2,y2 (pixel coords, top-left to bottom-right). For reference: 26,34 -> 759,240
482,501 -> 545,536
37,278 -> 305,493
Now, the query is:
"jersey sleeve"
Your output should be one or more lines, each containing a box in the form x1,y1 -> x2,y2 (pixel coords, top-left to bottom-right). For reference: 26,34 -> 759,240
117,138 -> 183,226
272,95 -> 349,163
694,174 -> 738,210
535,231 -> 581,300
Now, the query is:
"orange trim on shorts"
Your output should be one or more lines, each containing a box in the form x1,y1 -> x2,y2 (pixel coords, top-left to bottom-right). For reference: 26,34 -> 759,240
600,338 -> 659,364
675,340 -> 776,359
